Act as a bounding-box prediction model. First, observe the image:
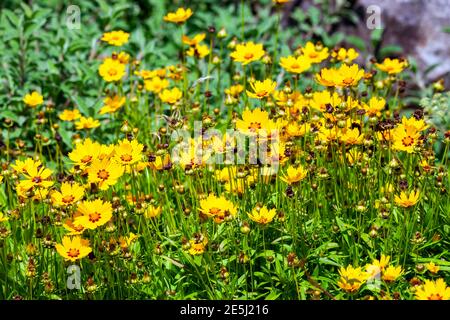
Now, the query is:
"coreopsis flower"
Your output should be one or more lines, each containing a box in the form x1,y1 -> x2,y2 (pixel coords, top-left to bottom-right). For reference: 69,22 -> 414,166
12,158 -> 42,175
144,77 -> 169,94
285,122 -> 310,138
362,96 -> 386,117
119,232 -> 139,249
63,214 -> 86,235
163,7 -> 193,24
101,30 -> 130,46
148,154 -> 171,171
235,108 -> 277,137
144,205 -> 162,219
337,265 -> 367,293
188,235 -> 208,255
23,91 -> 44,107
59,109 -> 81,121
331,48 -> 359,64
230,42 -> 265,65
18,161 -> 53,191
273,0 -> 290,4
400,116 -> 429,132
116,51 -> 130,64
114,139 -> 144,166
99,95 -> 126,115
186,43 -> 210,59
199,194 -> 238,223
279,55 -> 311,74
375,58 -> 407,74
281,166 -> 307,185
394,190 -> 420,208
340,127 -> 363,145
248,206 -> 277,225
309,90 -> 342,113
392,124 -> 420,153
415,279 -> 450,300
98,58 -> 126,82
182,33 -> 206,46
68,138 -> 101,168
301,42 -> 329,64
427,262 -> 440,274
382,265 -> 403,282
51,182 -> 85,207
55,236 -> 92,262
74,199 -> 113,230
87,158 -> 124,190
316,64 -> 364,87
246,79 -> 277,99
159,87 -> 182,104
224,84 -> 244,97
75,116 -> 100,130
0,212 -> 8,223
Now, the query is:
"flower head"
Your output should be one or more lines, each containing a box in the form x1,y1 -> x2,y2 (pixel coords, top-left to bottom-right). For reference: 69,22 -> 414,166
75,116 -> 100,130
145,77 -> 169,94
199,194 -> 238,223
55,236 -> 92,262
248,206 -> 277,225
394,190 -> 420,208
246,79 -> 277,99
279,55 -> 311,74
415,279 -> 450,300
338,265 -> 367,293
51,182 -> 85,207
59,109 -> 81,121
87,158 -> 124,190
164,8 -> 193,24
301,42 -> 329,64
159,87 -> 182,104
427,262 -> 440,274
230,42 -> 265,65
375,58 -> 407,74
99,58 -> 126,82
74,199 -> 113,230
281,166 -> 308,185
101,30 -> 130,46
114,139 -> 144,166
100,95 -> 125,115
23,91 -> 44,107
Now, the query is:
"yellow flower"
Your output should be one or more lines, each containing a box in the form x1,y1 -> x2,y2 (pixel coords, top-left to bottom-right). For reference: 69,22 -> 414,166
186,43 -> 210,59
225,84 -> 244,97
279,55 -> 311,74
182,33 -> 206,46
12,158 -> 42,175
331,48 -> 359,63
285,122 -> 310,138
59,109 -> 81,121
375,58 -> 407,74
340,127 -> 363,145
23,91 -> 44,107
55,236 -> 92,262
415,279 -> 450,300
144,77 -> 169,94
101,30 -> 130,46
18,162 -> 53,191
144,205 -> 162,219
99,95 -> 126,115
230,42 -> 265,65
392,124 -> 421,153
235,108 -> 277,137
316,64 -> 364,87
310,90 -> 342,113
281,166 -> 308,185
68,138 -> 101,168
114,139 -> 144,166
394,190 -> 420,208
337,265 -> 367,293
382,265 -> 403,282
0,212 -> 8,223
188,235 -> 208,255
159,87 -> 182,104
148,153 -> 171,171
427,262 -> 440,274
63,214 -> 86,235
401,116 -> 429,132
51,182 -> 85,207
74,199 -> 113,230
199,194 -> 238,224
363,97 -> 386,117
98,58 -> 126,82
273,0 -> 290,3
119,232 -> 140,249
248,206 -> 277,225
116,51 -> 130,64
163,7 -> 193,24
301,42 -> 329,64
246,79 -> 277,99
75,116 -> 100,130
87,158 -> 124,191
